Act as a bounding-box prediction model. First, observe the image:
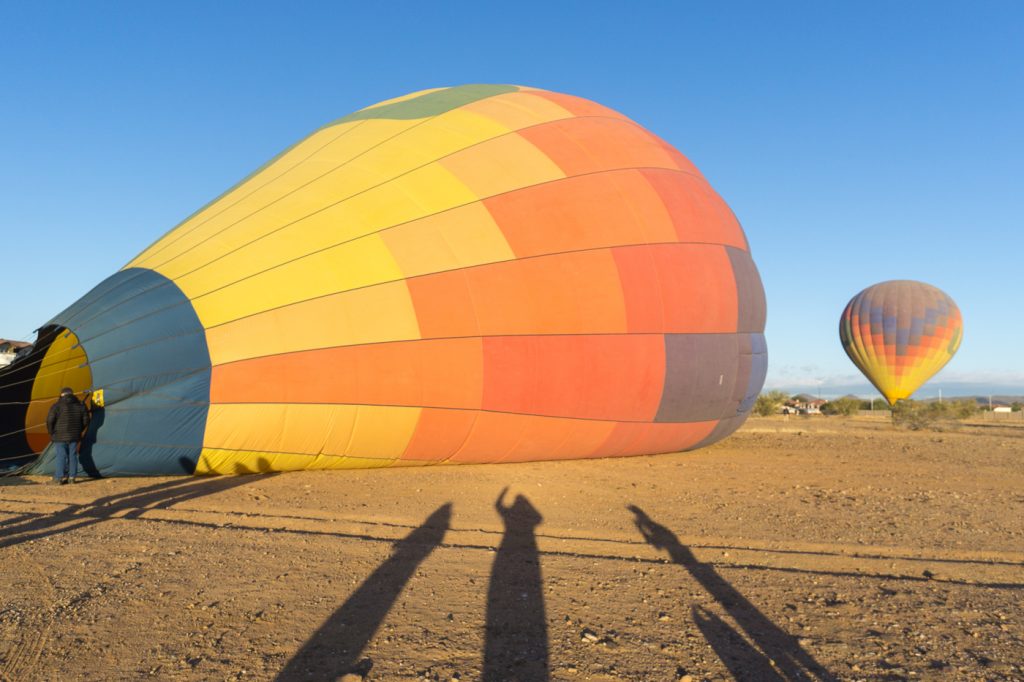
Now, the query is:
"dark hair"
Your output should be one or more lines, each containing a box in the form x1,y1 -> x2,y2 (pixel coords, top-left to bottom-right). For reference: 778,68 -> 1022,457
60,387 -> 74,396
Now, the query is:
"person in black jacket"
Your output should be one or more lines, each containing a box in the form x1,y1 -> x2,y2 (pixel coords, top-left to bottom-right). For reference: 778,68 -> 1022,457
46,388 -> 91,484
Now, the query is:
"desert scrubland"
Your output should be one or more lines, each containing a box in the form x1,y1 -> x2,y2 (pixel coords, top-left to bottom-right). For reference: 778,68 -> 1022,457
1,416 -> 1022,681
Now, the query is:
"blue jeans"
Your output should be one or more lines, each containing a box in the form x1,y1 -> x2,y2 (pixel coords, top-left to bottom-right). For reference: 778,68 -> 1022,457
52,441 -> 79,481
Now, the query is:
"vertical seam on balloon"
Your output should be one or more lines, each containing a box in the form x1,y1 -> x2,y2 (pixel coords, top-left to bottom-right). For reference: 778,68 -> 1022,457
438,411 -> 482,465
130,119 -> 372,268
0,367 -> 208,441
201,241 -> 750,339
47,269 -> 156,332
187,417 -> 720,463
69,164 -> 718,334
139,112 -> 515,272
187,169 -> 728,310
145,115 -> 689,278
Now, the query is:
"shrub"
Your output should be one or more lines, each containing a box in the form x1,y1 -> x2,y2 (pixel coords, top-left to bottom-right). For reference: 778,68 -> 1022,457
891,400 -> 939,430
753,390 -> 789,416
892,399 -> 975,430
948,399 -> 978,419
822,396 -> 861,416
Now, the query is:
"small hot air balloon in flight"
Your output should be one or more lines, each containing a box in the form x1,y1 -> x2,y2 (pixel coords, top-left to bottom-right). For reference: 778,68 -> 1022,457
0,84 -> 767,476
839,280 -> 962,405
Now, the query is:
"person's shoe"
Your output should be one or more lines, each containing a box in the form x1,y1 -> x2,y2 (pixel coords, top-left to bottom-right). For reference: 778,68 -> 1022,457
70,478 -> 78,484
59,479 -> 68,485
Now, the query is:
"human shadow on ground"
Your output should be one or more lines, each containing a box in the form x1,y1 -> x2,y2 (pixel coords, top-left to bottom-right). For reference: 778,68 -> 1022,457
0,458 -> 272,549
629,505 -> 836,682
483,488 -> 548,682
276,503 -> 452,682
693,605 -> 785,681
76,404 -> 106,478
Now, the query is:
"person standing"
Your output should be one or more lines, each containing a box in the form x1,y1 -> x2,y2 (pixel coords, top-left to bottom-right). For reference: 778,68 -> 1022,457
46,387 -> 90,484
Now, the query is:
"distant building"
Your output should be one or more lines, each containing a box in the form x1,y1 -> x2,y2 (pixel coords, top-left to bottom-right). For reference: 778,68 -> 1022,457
993,406 -> 1012,414
0,339 -> 30,368
784,397 -> 828,415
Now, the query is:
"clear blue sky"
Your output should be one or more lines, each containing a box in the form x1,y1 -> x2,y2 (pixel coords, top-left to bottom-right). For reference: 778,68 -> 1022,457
2,1 -> 1021,397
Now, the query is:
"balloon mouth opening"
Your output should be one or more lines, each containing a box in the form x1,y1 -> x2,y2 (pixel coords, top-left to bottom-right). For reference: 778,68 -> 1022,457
0,325 -> 92,474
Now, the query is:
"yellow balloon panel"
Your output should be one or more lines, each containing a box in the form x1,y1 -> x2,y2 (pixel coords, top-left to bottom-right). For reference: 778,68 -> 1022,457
198,403 -> 422,473
131,119 -> 419,271
25,331 -> 91,453
379,202 -> 515,277
205,280 -> 421,365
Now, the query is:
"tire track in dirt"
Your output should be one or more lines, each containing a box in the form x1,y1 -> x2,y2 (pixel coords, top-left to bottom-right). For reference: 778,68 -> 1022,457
5,499 -> 1021,591
0,546 -> 56,682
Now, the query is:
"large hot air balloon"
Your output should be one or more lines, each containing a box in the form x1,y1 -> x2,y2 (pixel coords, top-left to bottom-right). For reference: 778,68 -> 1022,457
839,280 -> 962,405
0,84 -> 766,476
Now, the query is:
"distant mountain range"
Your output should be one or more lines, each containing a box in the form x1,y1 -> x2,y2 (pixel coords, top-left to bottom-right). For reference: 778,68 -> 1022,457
785,391 -> 1022,406
920,395 -> 1023,407
768,381 -> 1024,404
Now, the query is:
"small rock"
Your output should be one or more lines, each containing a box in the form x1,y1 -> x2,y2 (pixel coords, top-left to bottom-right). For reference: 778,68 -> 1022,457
580,628 -> 599,643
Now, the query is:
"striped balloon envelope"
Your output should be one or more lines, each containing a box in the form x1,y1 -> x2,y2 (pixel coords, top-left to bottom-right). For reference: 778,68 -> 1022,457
0,84 -> 767,476
839,280 -> 962,405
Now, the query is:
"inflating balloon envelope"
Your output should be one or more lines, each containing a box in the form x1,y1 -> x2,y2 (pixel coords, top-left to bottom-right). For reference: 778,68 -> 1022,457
0,84 -> 766,476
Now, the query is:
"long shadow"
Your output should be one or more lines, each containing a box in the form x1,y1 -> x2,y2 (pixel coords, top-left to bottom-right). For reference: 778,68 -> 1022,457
629,505 -> 836,682
276,503 -> 452,682
0,458 -> 273,550
694,605 -> 784,681
483,488 -> 548,682
77,404 -> 106,478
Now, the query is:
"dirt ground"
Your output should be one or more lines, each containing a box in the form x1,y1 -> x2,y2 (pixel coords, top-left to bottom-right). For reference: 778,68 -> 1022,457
1,415 -> 1022,682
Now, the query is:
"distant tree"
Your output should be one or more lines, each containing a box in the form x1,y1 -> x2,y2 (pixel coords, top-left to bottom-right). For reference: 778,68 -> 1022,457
860,397 -> 889,411
753,390 -> 789,416
822,396 -> 860,416
949,399 -> 978,419
891,399 -> 938,430
1011,402 -> 1023,412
